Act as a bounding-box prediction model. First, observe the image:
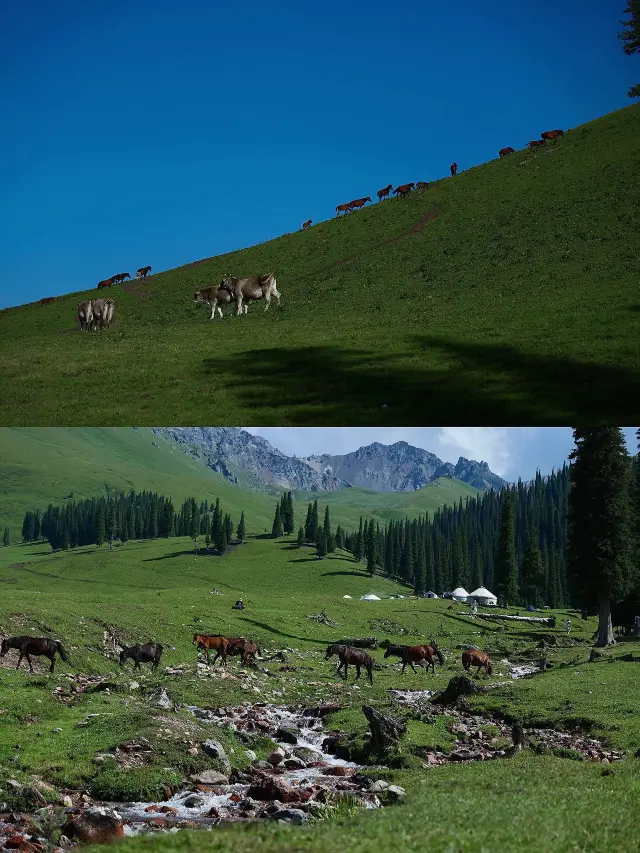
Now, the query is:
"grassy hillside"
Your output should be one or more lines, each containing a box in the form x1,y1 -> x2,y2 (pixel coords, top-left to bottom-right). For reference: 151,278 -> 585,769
0,535 -> 639,853
0,427 -> 478,534
1,105 -> 639,426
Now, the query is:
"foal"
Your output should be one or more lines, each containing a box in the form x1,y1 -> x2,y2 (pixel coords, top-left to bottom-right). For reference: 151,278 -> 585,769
325,644 -> 374,685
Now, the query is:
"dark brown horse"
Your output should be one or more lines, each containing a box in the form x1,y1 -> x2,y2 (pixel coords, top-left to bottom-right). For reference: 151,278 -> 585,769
227,638 -> 261,665
393,182 -> 415,197
112,272 -> 131,285
97,278 -> 113,290
119,642 -> 163,670
136,266 -> 152,279
384,642 -> 444,675
462,649 -> 493,676
348,196 -> 371,212
541,129 -> 564,143
302,219 -> 312,230
1,636 -> 69,673
528,139 -> 546,152
193,634 -> 243,666
336,202 -> 351,217
377,184 -> 393,201
325,644 -> 373,685
415,181 -> 429,191
450,162 -> 458,176
499,147 -> 515,158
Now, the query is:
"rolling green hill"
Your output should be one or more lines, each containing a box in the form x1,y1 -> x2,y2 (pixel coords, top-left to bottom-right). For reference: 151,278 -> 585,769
0,427 -> 479,535
1,105 -> 639,426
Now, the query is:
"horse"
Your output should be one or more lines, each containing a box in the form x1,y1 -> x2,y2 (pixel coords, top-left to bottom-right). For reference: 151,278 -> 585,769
415,181 -> 429,191
498,147 -> 515,158
528,139 -> 546,152
384,642 -> 444,675
39,297 -> 55,306
541,130 -> 564,143
227,638 -> 261,665
112,273 -> 131,285
393,183 -> 414,197
0,636 -> 69,673
462,649 -> 493,676
97,278 -> 112,290
119,642 -> 163,670
193,634 -> 243,666
325,644 -> 373,685
302,220 -> 312,230
377,184 -> 393,201
136,266 -> 152,279
336,202 -> 351,217
348,197 -> 371,212
450,162 -> 458,176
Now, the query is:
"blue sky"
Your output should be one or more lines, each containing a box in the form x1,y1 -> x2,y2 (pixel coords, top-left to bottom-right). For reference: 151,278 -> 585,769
0,0 -> 635,309
241,427 -> 639,482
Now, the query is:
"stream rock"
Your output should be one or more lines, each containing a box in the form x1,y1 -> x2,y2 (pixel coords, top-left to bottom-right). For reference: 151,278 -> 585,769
271,808 -> 308,824
188,770 -> 229,786
201,739 -> 231,772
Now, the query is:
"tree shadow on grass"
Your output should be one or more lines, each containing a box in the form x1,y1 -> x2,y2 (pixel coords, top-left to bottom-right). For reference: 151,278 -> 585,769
237,617 -> 328,645
320,570 -> 371,578
202,336 -> 640,425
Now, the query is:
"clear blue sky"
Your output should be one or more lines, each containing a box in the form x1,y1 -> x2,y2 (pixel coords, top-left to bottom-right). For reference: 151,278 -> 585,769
242,427 -> 639,482
0,0 -> 635,309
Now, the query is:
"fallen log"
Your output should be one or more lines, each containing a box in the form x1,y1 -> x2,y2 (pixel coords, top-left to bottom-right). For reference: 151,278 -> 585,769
432,675 -> 481,705
362,705 -> 406,751
458,612 -> 556,627
328,637 -> 377,649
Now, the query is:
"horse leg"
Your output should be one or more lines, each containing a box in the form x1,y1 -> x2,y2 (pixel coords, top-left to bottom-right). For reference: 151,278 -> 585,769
26,654 -> 35,673
16,651 -> 24,670
401,661 -> 407,674
355,664 -> 361,681
409,661 -> 418,674
236,294 -> 243,316
367,665 -> 373,685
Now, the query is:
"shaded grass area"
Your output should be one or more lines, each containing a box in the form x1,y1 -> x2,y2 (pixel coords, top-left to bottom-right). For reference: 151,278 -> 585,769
1,105 -> 639,425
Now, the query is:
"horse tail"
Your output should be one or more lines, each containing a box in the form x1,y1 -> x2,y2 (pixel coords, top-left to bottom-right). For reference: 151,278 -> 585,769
56,642 -> 69,662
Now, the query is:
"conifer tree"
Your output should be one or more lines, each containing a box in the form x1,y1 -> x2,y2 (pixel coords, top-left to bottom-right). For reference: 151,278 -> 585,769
205,532 -> 211,553
161,499 -> 175,537
366,519 -> 376,576
272,504 -> 284,538
567,428 -> 634,646
354,517 -> 364,562
296,525 -> 305,547
304,503 -> 313,543
400,529 -> 414,584
224,513 -> 234,543
107,503 -> 117,551
520,524 -> 545,607
237,511 -> 246,543
619,1 -> 640,98
2,528 -> 9,547
96,504 -> 105,547
316,528 -> 327,559
414,537 -> 427,594
219,527 -> 228,555
495,491 -> 517,606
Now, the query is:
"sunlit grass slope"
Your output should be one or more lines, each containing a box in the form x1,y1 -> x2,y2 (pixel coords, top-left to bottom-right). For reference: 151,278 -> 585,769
1,105 -> 638,425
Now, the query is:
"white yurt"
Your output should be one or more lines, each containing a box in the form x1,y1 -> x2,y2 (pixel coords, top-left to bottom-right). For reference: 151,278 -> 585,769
343,595 -> 352,599
451,586 -> 470,601
360,594 -> 381,601
467,586 -> 498,606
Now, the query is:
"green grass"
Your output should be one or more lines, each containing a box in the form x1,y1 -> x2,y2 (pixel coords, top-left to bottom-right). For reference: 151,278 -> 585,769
0,426 -> 477,535
1,105 -> 639,425
1,534 -> 640,852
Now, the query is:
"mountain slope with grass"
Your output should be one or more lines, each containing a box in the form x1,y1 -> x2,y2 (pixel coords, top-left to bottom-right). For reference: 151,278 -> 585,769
1,105 -> 639,425
0,428 -> 479,535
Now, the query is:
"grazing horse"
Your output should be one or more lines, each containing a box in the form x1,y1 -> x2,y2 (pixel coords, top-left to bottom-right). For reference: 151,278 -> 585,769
415,181 -> 429,191
0,636 -> 69,673
325,644 -> 374,685
384,643 -> 444,675
450,162 -> 458,177
97,278 -> 112,290
136,266 -> 152,279
348,196 -> 371,211
119,642 -> 163,671
499,147 -> 515,158
393,183 -> 415,197
227,638 -> 261,665
336,202 -> 352,216
528,139 -> 546,152
377,184 -> 393,201
193,634 -> 243,666
112,272 -> 131,285
40,297 -> 55,306
462,649 -> 493,676
541,130 -> 564,143
302,219 -> 312,230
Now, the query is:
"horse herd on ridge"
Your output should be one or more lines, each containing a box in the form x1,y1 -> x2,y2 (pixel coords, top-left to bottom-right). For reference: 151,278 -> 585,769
0,633 -> 494,685
38,127 -> 564,330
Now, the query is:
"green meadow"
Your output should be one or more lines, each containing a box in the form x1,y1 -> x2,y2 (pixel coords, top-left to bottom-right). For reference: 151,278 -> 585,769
1,532 -> 639,853
1,105 -> 639,426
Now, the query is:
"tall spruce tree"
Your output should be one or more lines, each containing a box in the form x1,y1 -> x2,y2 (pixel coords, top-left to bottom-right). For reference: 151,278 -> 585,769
520,524 -> 545,607
296,525 -> 305,547
316,528 -> 327,559
619,1 -> 640,98
354,517 -> 364,562
2,528 -> 9,547
366,519 -> 376,577
237,511 -> 246,543
567,428 -> 634,646
272,504 -> 284,538
494,491 -> 518,606
414,537 -> 427,594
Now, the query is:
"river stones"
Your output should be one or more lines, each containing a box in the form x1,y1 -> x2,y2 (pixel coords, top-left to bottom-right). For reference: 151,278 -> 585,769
267,747 -> 286,766
201,739 -> 231,772
189,770 -> 229,785
271,808 -> 308,824
276,727 -> 298,744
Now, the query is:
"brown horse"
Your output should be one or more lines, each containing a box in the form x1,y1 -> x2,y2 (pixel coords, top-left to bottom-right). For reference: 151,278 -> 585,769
462,649 -> 493,676
336,202 -> 351,217
541,129 -> 564,143
228,638 -> 261,665
528,139 -> 546,152
415,181 -> 429,191
302,219 -> 312,230
384,643 -> 444,675
193,634 -> 243,666
325,644 -> 373,685
97,278 -> 112,290
119,642 -> 163,670
348,196 -> 371,211
499,147 -> 515,158
0,636 -> 69,673
39,296 -> 55,306
450,162 -> 458,176
136,266 -> 152,279
113,272 -> 131,285
393,182 -> 414,197
377,184 -> 393,201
